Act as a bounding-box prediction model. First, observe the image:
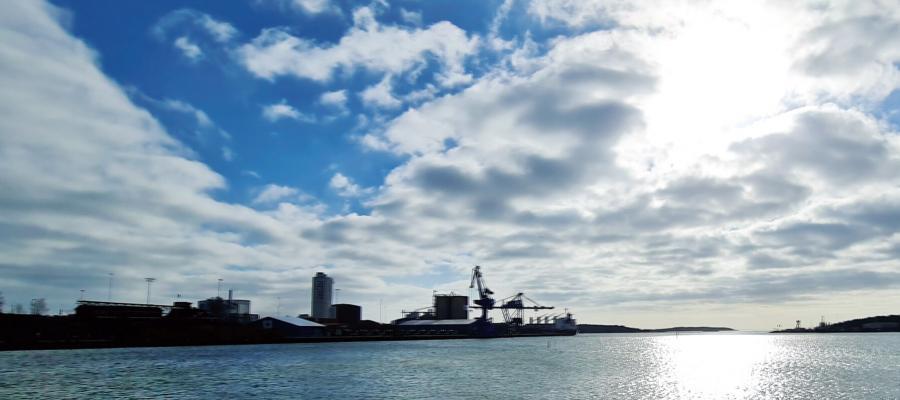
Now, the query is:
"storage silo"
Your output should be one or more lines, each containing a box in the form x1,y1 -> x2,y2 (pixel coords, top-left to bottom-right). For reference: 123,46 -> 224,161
434,294 -> 468,320
449,295 -> 468,319
332,303 -> 361,324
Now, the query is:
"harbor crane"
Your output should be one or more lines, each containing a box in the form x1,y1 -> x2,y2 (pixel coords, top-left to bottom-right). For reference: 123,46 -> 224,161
498,292 -> 553,330
469,266 -> 554,331
469,265 -> 495,322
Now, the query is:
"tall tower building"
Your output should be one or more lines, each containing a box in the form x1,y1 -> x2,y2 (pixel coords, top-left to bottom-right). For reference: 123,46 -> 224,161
311,272 -> 333,319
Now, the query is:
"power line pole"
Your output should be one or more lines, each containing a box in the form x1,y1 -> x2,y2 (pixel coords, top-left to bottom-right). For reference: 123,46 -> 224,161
145,278 -> 155,304
108,272 -> 114,301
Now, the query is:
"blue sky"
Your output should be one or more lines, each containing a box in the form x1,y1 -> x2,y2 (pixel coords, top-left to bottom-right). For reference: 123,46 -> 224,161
53,0 -> 584,216
56,0 -> 488,211
2,0 -> 900,329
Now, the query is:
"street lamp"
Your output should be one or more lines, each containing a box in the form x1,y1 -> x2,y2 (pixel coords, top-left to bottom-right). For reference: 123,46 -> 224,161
217,278 -> 223,298
107,272 -> 114,301
145,278 -> 155,304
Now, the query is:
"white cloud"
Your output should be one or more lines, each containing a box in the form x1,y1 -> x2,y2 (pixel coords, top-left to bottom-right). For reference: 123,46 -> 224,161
8,0 -> 900,330
360,76 -> 401,109
255,0 -> 341,16
221,146 -> 234,161
153,9 -> 237,43
399,8 -> 422,26
173,36 -> 203,60
329,173 -> 372,197
253,184 -> 300,204
0,1 -> 463,321
262,100 -> 313,122
291,0 -> 335,15
351,0 -> 900,329
197,13 -> 238,42
319,89 -> 348,109
527,0 -> 618,28
160,98 -> 213,127
236,6 -> 478,87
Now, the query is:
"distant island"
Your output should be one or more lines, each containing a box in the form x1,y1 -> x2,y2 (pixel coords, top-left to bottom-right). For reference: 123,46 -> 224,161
772,315 -> 900,333
578,324 -> 734,333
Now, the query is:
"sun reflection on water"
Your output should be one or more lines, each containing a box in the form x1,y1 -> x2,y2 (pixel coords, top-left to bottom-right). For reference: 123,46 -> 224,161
650,334 -> 781,399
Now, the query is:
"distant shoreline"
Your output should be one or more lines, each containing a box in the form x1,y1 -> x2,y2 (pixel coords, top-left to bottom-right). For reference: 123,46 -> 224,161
770,314 -> 900,333
578,324 -> 734,333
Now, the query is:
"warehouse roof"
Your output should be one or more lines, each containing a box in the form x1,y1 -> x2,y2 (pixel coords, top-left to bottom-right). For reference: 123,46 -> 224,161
261,316 -> 326,327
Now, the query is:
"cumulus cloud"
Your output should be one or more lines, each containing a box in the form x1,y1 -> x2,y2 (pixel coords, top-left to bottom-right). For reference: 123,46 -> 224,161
730,107 -> 899,185
350,0 -> 900,328
152,9 -> 237,63
262,100 -> 314,122
257,0 -> 340,16
253,184 -> 301,205
236,6 -> 478,88
291,0 -> 337,15
173,36 -> 203,60
319,89 -> 348,110
399,8 -> 422,26
360,76 -> 401,109
329,173 -> 372,197
153,8 -> 237,43
528,0 -> 619,28
0,2 -> 426,319
7,0 -> 900,329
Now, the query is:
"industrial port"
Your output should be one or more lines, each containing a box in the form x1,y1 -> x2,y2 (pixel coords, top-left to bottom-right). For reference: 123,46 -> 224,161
0,266 -> 576,351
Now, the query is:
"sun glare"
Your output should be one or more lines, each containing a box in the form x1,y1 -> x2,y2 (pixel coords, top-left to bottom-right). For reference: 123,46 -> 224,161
638,3 -> 794,174
656,334 -> 779,399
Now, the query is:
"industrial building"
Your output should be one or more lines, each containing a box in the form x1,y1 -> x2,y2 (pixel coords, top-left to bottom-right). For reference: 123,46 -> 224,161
198,290 -> 257,322
254,316 -> 326,338
330,303 -> 361,324
74,301 -> 165,318
311,272 -> 333,319
434,294 -> 468,319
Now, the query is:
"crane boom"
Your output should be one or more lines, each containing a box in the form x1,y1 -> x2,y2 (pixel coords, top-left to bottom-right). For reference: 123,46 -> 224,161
469,265 -> 495,321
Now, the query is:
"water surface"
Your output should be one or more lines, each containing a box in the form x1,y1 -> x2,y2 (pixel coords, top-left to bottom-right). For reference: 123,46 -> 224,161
1,332 -> 898,399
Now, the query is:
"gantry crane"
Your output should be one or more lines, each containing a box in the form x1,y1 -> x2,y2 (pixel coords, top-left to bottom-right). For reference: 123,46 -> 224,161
469,266 -> 555,333
499,292 -> 553,330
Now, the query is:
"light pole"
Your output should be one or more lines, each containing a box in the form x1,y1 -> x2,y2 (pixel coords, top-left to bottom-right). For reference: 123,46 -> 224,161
217,278 -> 223,298
107,273 -> 114,301
145,278 -> 155,304
335,288 -> 341,304
80,289 -> 85,300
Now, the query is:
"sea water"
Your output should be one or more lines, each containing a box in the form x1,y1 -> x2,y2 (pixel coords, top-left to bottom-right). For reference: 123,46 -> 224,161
1,332 -> 898,399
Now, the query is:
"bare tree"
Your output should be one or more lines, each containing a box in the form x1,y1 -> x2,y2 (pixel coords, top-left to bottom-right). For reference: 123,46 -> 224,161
0,291 -> 4,313
30,298 -> 48,315
12,303 -> 25,314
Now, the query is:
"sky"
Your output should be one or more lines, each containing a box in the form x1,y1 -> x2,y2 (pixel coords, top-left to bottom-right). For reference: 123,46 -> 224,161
1,0 -> 900,330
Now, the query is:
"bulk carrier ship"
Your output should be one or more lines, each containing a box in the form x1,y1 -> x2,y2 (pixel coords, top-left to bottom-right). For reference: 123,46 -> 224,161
392,266 -> 577,338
